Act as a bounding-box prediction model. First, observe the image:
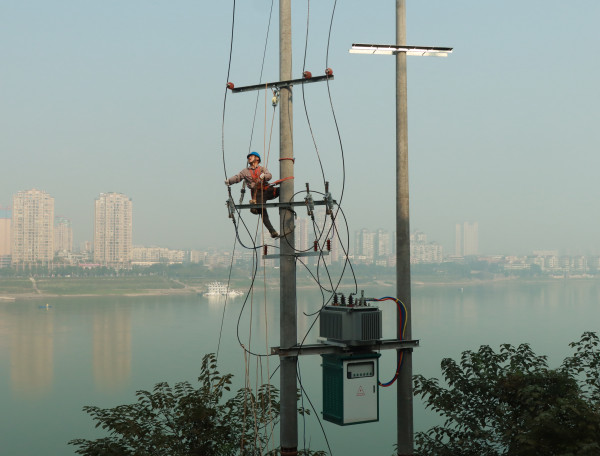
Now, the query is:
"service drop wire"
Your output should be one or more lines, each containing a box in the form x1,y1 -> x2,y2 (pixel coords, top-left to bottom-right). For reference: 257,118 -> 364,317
278,189 -> 329,254
235,232 -> 277,359
373,297 -> 408,387
221,0 -> 236,179
234,209 -> 280,358
216,233 -> 238,362
296,359 -> 334,456
310,191 -> 358,293
247,0 -> 274,154
234,218 -> 272,359
324,0 -> 346,214
302,204 -> 358,318
300,0 -> 327,188
282,188 -> 357,298
297,258 -> 331,297
231,201 -> 279,252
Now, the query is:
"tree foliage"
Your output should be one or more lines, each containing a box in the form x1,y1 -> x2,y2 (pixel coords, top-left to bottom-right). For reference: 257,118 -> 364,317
69,354 -> 324,456
414,332 -> 600,456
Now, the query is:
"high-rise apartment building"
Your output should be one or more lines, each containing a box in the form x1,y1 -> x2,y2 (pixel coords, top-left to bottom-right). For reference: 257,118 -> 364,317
296,217 -> 310,252
455,223 -> 462,256
0,207 -> 11,267
455,222 -> 479,256
94,193 -> 132,267
376,229 -> 391,259
463,222 -> 479,256
410,231 -> 444,264
354,229 -> 376,263
11,189 -> 55,266
354,228 -> 392,264
54,217 -> 73,253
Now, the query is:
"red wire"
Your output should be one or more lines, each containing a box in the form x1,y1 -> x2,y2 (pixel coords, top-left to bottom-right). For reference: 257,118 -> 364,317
377,297 -> 405,387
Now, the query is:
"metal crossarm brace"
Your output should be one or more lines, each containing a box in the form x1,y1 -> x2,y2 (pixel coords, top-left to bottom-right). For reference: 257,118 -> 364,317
263,251 -> 329,259
271,338 -> 419,357
234,200 -> 336,210
230,74 -> 333,93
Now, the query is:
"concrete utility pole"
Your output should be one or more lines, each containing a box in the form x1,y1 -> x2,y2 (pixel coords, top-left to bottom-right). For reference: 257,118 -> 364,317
395,1 -> 413,454
278,0 -> 298,454
350,4 -> 451,455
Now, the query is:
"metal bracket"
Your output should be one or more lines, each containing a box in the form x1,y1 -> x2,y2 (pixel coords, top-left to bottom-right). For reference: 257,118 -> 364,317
231,74 -> 333,94
263,251 -> 329,259
235,200 -> 336,211
271,339 -> 419,357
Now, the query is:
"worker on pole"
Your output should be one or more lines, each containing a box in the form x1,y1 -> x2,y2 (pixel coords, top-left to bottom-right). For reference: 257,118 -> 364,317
225,151 -> 280,238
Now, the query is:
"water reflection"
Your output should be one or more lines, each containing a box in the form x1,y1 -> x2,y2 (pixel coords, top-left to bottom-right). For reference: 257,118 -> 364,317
93,306 -> 131,392
1,283 -> 599,456
10,308 -> 54,397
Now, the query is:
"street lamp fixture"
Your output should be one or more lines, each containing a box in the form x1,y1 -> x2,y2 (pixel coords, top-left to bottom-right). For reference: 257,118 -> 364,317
350,43 -> 453,57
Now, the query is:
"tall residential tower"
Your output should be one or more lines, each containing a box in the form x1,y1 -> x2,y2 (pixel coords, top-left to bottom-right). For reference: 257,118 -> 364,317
94,193 -> 132,267
11,189 -> 55,266
54,217 -> 73,253
0,207 -> 11,267
455,221 -> 479,256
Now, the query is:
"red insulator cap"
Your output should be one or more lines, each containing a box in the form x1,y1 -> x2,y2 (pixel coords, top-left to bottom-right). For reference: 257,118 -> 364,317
327,239 -> 331,251
263,245 -> 268,256
325,68 -> 333,76
226,82 -> 235,90
313,240 -> 318,252
303,71 -> 312,79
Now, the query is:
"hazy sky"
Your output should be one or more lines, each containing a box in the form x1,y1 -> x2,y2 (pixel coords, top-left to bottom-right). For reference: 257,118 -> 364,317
2,1 -> 599,255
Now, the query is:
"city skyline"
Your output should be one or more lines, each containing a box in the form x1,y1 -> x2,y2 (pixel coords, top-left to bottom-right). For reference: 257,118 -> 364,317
2,187 -> 597,260
3,187 -> 599,261
2,2 -> 600,256
3,190 -> 600,275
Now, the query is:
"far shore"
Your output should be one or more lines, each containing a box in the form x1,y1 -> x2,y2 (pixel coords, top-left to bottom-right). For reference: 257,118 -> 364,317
0,287 -> 201,301
1,274 -> 595,301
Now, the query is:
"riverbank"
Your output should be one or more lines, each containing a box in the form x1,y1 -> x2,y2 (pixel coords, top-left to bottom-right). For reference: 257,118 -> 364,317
1,274 -> 597,300
0,276 -> 200,300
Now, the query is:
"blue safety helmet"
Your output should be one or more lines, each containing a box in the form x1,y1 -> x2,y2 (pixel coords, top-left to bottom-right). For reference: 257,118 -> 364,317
247,151 -> 261,163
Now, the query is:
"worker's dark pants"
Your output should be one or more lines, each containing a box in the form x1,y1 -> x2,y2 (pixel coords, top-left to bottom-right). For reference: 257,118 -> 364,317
251,186 -> 280,234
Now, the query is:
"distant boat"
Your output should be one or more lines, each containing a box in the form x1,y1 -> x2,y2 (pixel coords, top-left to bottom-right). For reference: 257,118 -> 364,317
204,282 -> 243,297
39,303 -> 52,309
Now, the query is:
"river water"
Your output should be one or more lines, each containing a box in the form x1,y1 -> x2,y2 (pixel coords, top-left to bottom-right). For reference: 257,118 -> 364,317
1,280 -> 599,455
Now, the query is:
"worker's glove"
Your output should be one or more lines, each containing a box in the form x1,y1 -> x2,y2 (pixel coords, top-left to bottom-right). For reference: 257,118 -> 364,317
224,179 -> 230,186
259,173 -> 265,180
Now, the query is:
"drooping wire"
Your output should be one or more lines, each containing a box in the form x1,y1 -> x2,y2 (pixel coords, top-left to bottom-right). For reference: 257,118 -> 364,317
297,360 -> 334,456
216,234 -> 238,361
248,0 -> 275,153
221,0 -> 236,179
223,0 -> 275,253
303,199 -> 358,314
301,0 -> 327,187
373,297 -> 408,387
